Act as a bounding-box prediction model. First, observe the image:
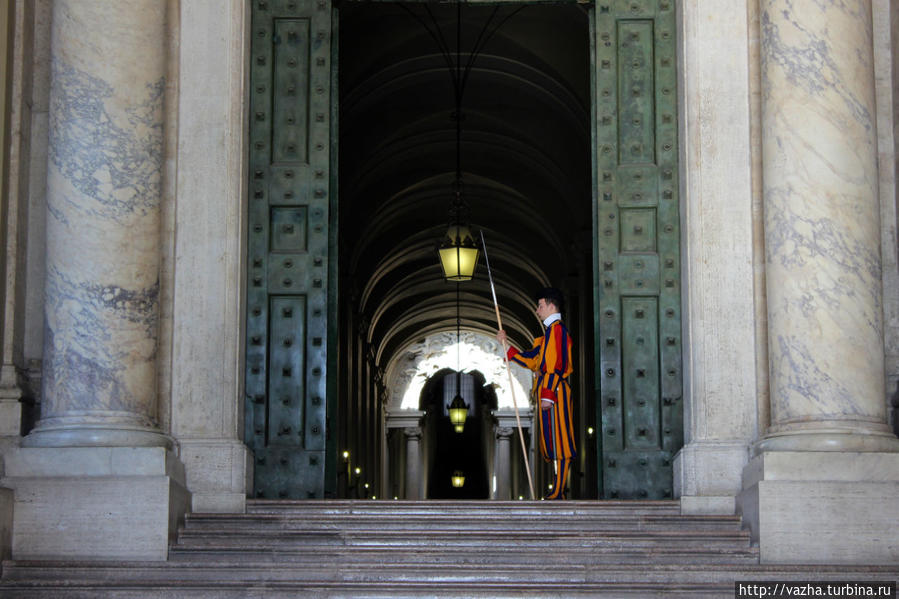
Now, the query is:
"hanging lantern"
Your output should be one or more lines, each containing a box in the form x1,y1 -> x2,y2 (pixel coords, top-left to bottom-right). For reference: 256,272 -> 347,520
438,224 -> 479,281
448,392 -> 469,433
451,470 -> 466,488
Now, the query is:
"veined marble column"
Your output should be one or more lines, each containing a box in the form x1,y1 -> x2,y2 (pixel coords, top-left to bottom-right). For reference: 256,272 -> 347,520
404,427 -> 422,499
2,1 -> 189,561
24,0 -> 168,448
758,0 -> 899,452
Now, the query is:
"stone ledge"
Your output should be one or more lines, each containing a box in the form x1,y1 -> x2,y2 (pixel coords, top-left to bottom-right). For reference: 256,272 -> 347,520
3,446 -> 184,481
742,450 -> 899,488
673,441 -> 750,506
680,495 -> 736,515
739,451 -> 899,564
178,439 -> 251,513
2,447 -> 189,561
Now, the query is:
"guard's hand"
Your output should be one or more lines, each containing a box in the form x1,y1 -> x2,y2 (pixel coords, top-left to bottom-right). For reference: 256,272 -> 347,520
496,329 -> 508,346
541,399 -> 554,412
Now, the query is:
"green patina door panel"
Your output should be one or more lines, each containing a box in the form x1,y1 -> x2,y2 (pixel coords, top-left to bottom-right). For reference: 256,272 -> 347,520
594,0 -> 683,500
246,0 -> 333,499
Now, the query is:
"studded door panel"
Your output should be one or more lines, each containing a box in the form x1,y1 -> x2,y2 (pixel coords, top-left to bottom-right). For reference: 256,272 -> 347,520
246,0 -> 332,499
594,0 -> 683,499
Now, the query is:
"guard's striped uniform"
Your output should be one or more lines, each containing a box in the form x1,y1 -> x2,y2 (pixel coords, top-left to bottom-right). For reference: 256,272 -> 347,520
506,320 -> 576,499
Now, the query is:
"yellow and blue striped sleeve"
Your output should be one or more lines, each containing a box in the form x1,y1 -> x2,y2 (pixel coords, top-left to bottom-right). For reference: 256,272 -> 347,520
536,323 -> 573,402
506,336 -> 544,371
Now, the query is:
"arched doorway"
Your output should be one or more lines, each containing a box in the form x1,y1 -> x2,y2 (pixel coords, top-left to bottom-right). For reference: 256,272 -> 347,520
422,369 -> 491,500
382,330 -> 533,500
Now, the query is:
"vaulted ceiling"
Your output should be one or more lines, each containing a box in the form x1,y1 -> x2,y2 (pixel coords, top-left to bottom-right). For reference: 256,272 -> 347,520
337,2 -> 592,366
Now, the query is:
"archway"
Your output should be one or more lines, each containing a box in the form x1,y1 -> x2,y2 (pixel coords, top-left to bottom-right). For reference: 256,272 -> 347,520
382,331 -> 532,500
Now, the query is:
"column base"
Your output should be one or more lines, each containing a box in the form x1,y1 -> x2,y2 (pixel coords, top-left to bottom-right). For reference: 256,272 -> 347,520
179,439 -> 252,513
738,451 -> 899,564
673,441 -> 749,514
22,412 -> 173,449
753,427 -> 899,454
1,446 -> 189,561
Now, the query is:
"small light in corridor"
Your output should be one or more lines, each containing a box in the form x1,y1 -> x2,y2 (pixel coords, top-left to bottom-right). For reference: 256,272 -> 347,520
587,427 -> 595,436
451,470 -> 466,488
354,467 -> 361,475
363,483 -> 370,489
518,496 -> 524,500
342,450 -> 350,460
449,393 -> 469,433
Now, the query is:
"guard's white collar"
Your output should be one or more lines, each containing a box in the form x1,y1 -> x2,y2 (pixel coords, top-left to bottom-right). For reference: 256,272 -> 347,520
543,312 -> 562,327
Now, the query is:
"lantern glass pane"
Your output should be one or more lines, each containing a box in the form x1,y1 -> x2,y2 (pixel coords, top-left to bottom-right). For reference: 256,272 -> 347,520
438,246 -> 461,279
456,247 -> 479,279
449,406 -> 467,426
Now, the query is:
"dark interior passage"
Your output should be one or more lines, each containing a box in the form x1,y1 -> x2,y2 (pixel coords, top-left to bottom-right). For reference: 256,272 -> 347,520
334,1 -> 595,499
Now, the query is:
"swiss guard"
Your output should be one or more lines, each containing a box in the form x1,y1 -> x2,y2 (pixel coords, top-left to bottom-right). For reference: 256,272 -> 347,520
498,287 -> 576,500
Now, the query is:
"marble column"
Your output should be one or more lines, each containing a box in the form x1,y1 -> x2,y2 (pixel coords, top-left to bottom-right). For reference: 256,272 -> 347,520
494,426 -> 513,500
738,0 -> 899,564
1,1 -> 190,561
404,427 -> 422,499
23,0 -> 169,448
758,0 -> 899,452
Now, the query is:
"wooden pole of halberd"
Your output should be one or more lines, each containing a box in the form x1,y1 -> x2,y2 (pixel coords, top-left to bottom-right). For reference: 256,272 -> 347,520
479,231 -> 536,501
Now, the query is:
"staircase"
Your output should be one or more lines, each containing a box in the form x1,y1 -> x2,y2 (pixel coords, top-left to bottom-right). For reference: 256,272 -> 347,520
2,500 -> 897,597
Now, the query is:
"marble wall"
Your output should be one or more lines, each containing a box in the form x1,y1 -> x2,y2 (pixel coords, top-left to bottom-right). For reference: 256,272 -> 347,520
167,0 -> 251,512
0,0 -> 30,437
878,0 -> 899,430
673,0 -> 759,513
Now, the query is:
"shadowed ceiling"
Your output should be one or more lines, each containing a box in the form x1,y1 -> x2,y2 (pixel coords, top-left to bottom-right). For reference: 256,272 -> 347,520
337,2 -> 592,367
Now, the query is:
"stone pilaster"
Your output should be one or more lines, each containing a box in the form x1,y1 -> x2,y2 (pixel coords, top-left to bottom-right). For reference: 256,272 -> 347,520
739,0 -> 899,564
493,426 -> 513,500
385,410 -> 423,499
404,427 -> 422,500
673,0 -> 758,515
2,1 -> 188,561
492,408 -> 532,499
0,0 -> 34,443
168,0 -> 252,514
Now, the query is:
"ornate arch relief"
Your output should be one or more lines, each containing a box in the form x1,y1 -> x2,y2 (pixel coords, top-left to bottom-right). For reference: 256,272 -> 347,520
384,331 -> 532,412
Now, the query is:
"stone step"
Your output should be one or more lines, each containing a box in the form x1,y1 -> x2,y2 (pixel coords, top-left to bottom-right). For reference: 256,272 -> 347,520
245,499 -> 683,518
172,528 -> 753,552
5,560 -> 895,585
183,512 -> 744,532
3,560 -> 897,599
4,494 -> 898,599
165,545 -> 761,566
0,580 -> 737,598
